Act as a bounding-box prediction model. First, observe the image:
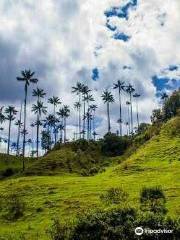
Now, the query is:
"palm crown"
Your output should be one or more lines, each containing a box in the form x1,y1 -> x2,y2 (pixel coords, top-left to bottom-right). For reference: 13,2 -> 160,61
101,90 -> 114,103
5,106 -> 17,120
113,80 -> 125,91
33,88 -> 46,99
48,96 -> 61,106
32,101 -> 47,116
126,84 -> 135,94
17,70 -> 38,85
72,82 -> 83,94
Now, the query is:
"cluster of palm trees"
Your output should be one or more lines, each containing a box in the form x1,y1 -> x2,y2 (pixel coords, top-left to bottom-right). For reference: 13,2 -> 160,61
0,69 -> 144,163
101,81 -> 141,136
72,82 -> 98,141
0,70 -> 71,165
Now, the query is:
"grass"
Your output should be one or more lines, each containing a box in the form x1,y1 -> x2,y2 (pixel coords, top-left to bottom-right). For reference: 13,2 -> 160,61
0,117 -> 179,239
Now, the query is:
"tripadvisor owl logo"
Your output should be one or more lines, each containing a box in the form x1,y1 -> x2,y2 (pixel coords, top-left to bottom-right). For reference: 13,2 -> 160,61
135,227 -> 144,236
135,226 -> 173,236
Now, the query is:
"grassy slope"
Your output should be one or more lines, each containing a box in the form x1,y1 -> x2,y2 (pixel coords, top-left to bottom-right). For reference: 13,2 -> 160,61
0,117 -> 180,239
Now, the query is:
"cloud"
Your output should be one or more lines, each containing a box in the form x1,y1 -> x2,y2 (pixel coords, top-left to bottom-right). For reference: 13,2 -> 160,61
0,0 -> 180,145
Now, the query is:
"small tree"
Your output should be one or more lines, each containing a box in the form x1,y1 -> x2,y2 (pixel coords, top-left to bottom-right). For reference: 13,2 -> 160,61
41,130 -> 51,153
140,186 -> 167,215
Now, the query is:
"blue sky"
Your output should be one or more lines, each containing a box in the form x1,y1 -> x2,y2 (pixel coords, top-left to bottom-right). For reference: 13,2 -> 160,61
0,0 -> 180,143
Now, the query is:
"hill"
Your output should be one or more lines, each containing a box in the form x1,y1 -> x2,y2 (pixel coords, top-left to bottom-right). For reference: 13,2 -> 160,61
0,117 -> 179,239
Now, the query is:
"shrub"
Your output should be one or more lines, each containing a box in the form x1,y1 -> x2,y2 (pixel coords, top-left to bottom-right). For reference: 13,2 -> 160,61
80,169 -> 89,176
3,193 -> 25,220
100,187 -> 129,205
71,207 -> 136,240
2,168 -> 14,177
101,133 -> 129,157
88,167 -> 99,176
140,186 -> 167,214
71,139 -> 89,152
47,218 -> 70,240
46,206 -> 180,240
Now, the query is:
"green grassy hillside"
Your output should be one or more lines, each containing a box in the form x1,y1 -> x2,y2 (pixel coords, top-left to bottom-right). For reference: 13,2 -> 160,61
0,117 -> 179,239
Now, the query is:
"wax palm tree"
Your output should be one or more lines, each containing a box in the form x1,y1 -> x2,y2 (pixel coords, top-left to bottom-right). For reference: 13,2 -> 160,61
15,103 -> 23,156
15,119 -> 23,156
32,101 -> 47,158
72,82 -> 83,137
92,131 -> 98,141
125,122 -> 129,136
0,107 -> 5,141
101,90 -> 114,133
17,70 -> 38,158
161,92 -> 168,101
85,110 -> 93,140
89,104 -> 97,139
133,93 -> 141,129
0,107 -> 5,124
27,138 -> 32,156
48,96 -> 61,144
63,105 -> 70,143
81,85 -> 91,138
58,123 -> 64,143
126,84 -> 135,134
84,94 -> 94,139
43,114 -> 56,147
5,106 -> 17,155
74,101 -> 81,139
57,109 -> 65,142
32,87 -> 46,101
126,101 -> 131,135
160,92 -> 168,108
113,80 -> 125,136
30,123 -> 35,152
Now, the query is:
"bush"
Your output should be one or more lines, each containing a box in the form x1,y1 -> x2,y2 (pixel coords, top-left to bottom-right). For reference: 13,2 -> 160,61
47,218 -> 70,240
2,168 -> 14,177
101,133 -> 129,157
3,193 -> 25,220
88,167 -> 99,176
71,139 -> 89,152
45,187 -> 180,240
100,187 -> 129,205
140,186 -> 167,214
71,207 -> 136,240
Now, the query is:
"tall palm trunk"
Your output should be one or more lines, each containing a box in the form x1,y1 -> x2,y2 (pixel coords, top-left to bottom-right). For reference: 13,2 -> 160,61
22,84 -> 27,170
107,102 -> 111,132
60,125 -> 63,144
7,119 -> 12,155
16,104 -> 22,156
118,88 -> 122,136
36,115 -> 39,158
126,124 -> 129,136
64,117 -> 66,143
136,99 -> 139,129
93,111 -> 95,140
78,95 -> 81,139
16,125 -> 21,156
130,93 -> 133,134
53,105 -> 57,144
87,114 -> 89,140
127,105 -> 130,135
83,99 -> 86,139
78,106 -> 81,139
89,116 -> 92,139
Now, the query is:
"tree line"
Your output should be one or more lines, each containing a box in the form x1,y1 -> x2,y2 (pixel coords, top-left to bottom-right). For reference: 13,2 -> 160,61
1,69 -> 178,163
